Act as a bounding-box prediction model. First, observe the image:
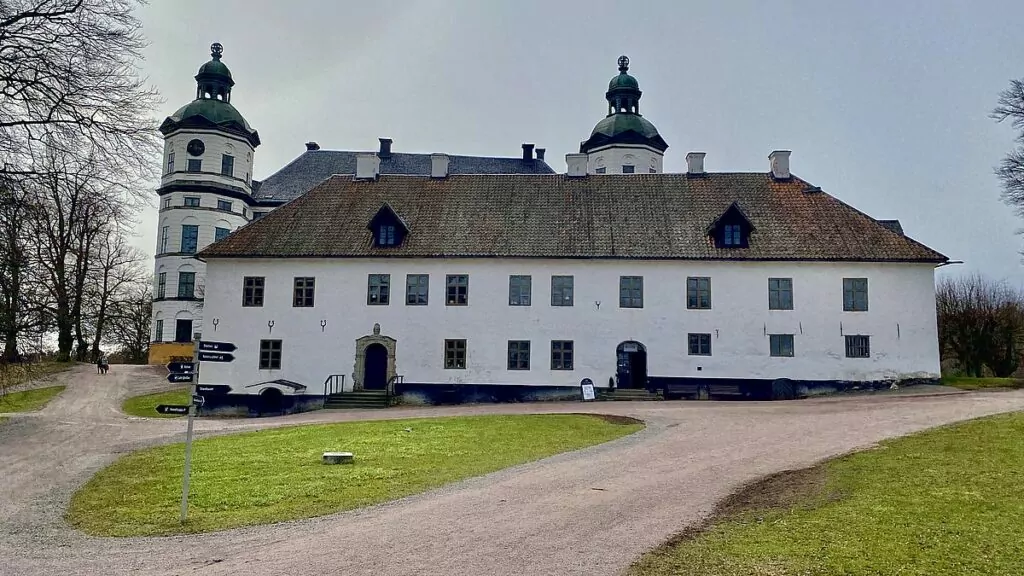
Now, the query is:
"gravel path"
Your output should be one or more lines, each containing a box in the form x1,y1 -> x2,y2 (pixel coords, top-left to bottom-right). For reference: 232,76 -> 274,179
2,364 -> 1023,576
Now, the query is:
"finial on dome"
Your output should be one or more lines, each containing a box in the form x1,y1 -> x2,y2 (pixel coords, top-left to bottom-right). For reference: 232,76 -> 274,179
211,42 -> 224,60
617,55 -> 629,73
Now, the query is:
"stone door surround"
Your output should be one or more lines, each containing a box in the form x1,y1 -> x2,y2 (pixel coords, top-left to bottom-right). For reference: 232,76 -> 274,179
352,323 -> 397,390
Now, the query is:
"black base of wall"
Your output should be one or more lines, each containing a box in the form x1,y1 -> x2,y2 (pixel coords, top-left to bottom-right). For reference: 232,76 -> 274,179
198,393 -> 324,417
652,376 -> 941,401
394,383 -> 583,406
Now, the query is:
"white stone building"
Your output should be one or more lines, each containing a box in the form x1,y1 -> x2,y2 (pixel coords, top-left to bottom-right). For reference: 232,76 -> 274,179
149,44 -> 555,363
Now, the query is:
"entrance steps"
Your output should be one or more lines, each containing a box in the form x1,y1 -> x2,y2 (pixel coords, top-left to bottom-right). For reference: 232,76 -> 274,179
324,389 -> 389,409
598,388 -> 663,401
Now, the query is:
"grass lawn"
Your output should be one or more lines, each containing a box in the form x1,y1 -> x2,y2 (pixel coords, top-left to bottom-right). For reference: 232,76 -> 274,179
68,413 -> 642,536
0,385 -> 67,413
941,376 -> 1024,390
630,412 -> 1024,576
121,386 -> 190,418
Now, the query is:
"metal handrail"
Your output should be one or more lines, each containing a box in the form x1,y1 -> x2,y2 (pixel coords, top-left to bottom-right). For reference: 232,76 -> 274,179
386,374 -> 404,405
323,374 -> 346,397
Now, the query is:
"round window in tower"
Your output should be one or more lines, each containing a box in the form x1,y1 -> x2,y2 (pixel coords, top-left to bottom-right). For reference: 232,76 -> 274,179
186,139 -> 205,156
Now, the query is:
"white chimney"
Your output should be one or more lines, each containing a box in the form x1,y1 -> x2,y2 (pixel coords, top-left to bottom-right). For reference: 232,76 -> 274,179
566,153 -> 588,177
769,150 -> 791,180
355,152 -> 380,180
686,152 -> 706,175
430,153 -> 449,178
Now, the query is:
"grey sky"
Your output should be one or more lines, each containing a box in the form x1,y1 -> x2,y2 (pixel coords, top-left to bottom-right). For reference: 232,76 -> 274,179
135,0 -> 1024,283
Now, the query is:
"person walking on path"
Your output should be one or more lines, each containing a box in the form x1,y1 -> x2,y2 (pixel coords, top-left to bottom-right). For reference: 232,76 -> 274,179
98,354 -> 109,375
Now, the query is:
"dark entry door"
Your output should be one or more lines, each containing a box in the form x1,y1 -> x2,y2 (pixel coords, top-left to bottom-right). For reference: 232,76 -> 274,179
363,343 -> 388,390
616,341 -> 648,389
174,319 -> 193,343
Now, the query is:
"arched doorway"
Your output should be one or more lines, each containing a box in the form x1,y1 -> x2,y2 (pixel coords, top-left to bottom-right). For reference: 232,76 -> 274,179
258,387 -> 284,415
616,341 -> 648,389
363,343 -> 389,390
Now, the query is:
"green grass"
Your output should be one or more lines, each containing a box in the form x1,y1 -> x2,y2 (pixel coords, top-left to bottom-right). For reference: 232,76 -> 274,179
0,385 -> 66,413
941,376 -> 1024,390
121,386 -> 190,418
630,412 -> 1024,576
68,413 -> 642,536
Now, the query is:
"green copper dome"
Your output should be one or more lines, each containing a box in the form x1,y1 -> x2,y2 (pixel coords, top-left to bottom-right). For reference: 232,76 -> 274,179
589,113 -> 660,140
579,56 -> 668,153
168,98 -> 252,132
608,72 -> 639,91
197,58 -> 232,81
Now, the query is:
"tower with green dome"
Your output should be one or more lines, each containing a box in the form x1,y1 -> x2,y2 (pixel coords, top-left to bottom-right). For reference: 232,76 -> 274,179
579,56 -> 668,174
150,43 -> 261,362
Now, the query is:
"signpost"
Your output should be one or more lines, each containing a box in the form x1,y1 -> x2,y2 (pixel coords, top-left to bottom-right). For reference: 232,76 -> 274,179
174,339 -> 236,524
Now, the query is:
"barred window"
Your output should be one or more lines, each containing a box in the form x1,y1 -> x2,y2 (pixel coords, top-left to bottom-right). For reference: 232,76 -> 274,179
845,335 -> 870,358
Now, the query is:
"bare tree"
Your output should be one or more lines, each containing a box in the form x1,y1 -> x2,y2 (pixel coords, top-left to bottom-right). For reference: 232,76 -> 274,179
104,280 -> 150,364
88,229 -> 145,359
937,274 -> 1024,377
0,0 -> 160,181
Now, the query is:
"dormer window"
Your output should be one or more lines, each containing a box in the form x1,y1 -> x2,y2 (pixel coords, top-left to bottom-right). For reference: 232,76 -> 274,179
368,203 -> 409,248
709,202 -> 755,249
378,225 -> 396,246
724,224 -> 742,246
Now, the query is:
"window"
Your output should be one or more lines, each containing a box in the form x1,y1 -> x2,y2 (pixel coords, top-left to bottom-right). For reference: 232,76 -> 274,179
174,319 -> 193,343
406,274 -> 429,305
377,225 -> 396,246
595,167 -> 607,174
446,274 -> 468,306
509,275 -> 532,306
768,278 -> 793,310
217,199 -> 232,212
159,226 -> 169,253
157,272 -> 166,299
619,276 -> 643,308
221,154 -> 234,177
180,225 -> 198,253
183,196 -> 200,207
551,340 -> 574,370
243,276 -> 264,307
551,275 -> 574,306
622,165 -> 635,174
154,319 -> 164,342
293,277 -> 315,307
177,272 -> 195,298
162,196 -> 171,209
507,340 -> 531,370
444,339 -> 466,369
259,339 -> 282,369
367,274 -> 391,305
687,277 -> 712,309
723,224 -> 742,246
688,333 -> 712,356
845,335 -> 870,358
215,227 -> 230,242
167,152 -> 175,174
843,278 -> 869,311
186,158 -> 202,172
770,334 -> 795,357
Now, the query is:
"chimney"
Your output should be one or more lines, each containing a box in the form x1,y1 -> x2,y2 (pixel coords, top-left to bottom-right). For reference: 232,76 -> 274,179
305,141 -> 320,151
535,148 -> 546,161
686,152 -> 706,176
522,143 -> 535,161
769,150 -> 791,180
378,138 -> 393,159
355,152 -> 380,180
430,153 -> 449,178
565,153 -> 588,177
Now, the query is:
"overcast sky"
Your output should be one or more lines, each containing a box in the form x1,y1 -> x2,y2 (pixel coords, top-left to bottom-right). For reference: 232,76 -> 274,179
134,0 -> 1024,283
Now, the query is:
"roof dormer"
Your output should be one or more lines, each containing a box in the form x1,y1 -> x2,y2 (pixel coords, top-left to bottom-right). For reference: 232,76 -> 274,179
708,202 -> 755,249
367,203 -> 409,248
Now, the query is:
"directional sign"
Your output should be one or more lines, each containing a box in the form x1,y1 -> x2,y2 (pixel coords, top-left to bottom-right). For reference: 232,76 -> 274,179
166,361 -> 195,374
167,372 -> 194,384
156,404 -> 190,415
199,341 -> 237,353
197,351 -> 234,363
191,394 -> 205,407
196,384 -> 231,395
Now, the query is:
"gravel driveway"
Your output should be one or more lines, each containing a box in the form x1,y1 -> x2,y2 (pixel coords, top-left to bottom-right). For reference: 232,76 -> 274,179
2,364 -> 1023,576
